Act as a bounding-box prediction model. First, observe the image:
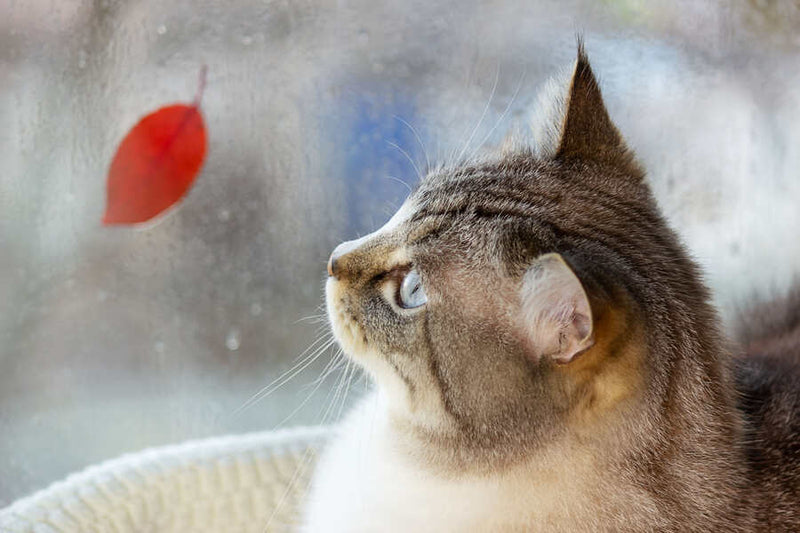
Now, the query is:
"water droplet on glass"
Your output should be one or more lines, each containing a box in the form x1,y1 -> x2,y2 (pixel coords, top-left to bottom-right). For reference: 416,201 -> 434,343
154,341 -> 165,353
157,24 -> 167,35
357,31 -> 370,46
218,209 -> 230,222
241,35 -> 253,46
226,329 -> 241,351
250,302 -> 263,316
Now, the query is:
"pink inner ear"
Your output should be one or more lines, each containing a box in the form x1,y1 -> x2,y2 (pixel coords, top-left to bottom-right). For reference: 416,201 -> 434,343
572,304 -> 592,340
520,253 -> 594,363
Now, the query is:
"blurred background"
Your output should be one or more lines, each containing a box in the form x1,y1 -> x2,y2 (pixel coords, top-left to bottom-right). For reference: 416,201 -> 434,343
2,0 -> 800,505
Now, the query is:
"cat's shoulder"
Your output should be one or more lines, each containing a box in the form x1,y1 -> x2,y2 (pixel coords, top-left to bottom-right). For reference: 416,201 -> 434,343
734,284 -> 800,443
735,353 -> 800,468
733,286 -> 800,527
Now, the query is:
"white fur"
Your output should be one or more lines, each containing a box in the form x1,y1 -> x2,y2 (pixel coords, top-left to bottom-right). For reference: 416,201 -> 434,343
301,391 -> 655,533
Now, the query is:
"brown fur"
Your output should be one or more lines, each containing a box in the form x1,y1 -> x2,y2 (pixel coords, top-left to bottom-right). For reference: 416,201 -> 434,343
734,287 -> 800,531
323,43 -> 800,531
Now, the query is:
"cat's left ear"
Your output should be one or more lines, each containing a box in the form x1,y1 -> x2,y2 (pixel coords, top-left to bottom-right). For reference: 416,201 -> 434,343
532,43 -> 640,176
519,253 -> 594,364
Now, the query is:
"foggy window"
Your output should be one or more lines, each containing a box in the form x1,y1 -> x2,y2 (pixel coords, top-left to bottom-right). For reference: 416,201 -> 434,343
3,0 -> 800,510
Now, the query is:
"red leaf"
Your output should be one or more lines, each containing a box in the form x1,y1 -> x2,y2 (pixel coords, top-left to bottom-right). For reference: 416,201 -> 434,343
103,71 -> 207,225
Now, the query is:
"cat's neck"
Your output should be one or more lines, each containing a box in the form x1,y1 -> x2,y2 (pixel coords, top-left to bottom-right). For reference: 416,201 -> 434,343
383,275 -> 746,492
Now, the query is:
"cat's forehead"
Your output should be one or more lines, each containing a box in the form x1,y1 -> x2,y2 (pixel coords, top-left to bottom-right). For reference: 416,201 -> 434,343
386,158 -> 559,271
404,156 -> 565,239
413,156 -> 558,208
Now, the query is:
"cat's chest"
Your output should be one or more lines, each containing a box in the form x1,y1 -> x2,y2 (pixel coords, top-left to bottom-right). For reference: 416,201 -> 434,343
302,395 -> 633,533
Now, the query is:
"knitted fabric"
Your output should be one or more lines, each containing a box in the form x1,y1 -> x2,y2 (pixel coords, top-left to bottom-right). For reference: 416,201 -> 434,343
0,426 -> 329,533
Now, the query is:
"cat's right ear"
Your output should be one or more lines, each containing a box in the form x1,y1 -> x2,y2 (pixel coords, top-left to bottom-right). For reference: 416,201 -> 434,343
519,253 -> 594,364
531,43 -> 641,177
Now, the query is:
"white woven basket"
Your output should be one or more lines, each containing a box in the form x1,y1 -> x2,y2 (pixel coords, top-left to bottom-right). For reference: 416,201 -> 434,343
0,426 -> 330,533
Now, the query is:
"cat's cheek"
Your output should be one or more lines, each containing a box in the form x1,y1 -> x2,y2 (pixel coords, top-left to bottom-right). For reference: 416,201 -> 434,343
512,327 -> 546,364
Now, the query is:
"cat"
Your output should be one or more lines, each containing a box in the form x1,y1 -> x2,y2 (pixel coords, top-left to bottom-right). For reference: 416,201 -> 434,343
301,43 -> 800,532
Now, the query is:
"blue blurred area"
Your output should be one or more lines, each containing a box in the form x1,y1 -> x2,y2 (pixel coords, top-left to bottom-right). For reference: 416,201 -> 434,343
331,87 -> 424,237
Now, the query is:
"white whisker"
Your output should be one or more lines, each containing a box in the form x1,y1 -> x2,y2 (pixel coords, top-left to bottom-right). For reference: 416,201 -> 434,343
272,346 -> 341,429
471,70 -> 527,159
299,347 -> 344,396
385,174 -> 413,194
231,334 -> 335,417
386,140 -> 423,182
262,349 -> 354,531
293,313 -> 328,325
335,359 -> 358,421
393,115 -> 431,176
262,445 -> 316,532
455,66 -> 500,164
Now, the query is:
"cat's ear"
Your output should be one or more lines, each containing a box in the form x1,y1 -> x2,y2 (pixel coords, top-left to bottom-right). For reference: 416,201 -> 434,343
519,253 -> 594,364
532,43 -> 639,174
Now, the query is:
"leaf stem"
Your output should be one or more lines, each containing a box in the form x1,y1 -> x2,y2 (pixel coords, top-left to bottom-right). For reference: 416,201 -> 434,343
194,65 -> 208,107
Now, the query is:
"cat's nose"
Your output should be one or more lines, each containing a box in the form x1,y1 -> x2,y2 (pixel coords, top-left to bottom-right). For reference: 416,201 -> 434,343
327,253 -> 339,278
328,236 -> 371,278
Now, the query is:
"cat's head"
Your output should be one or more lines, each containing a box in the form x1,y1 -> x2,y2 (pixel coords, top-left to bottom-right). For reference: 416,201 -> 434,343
326,45 -> 689,460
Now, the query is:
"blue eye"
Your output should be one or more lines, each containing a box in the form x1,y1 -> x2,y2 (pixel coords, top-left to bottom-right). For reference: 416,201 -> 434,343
397,268 -> 427,309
